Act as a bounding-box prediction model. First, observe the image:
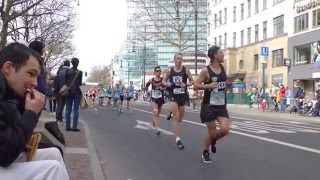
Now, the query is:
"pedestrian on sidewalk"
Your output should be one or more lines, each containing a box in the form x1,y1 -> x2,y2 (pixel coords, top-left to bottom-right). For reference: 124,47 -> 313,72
54,60 -> 70,123
289,81 -> 303,113
46,76 -> 57,115
65,58 -> 83,131
279,84 -> 286,112
0,43 -> 69,180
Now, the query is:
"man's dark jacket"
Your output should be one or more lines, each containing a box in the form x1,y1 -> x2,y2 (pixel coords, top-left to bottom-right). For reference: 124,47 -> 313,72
65,67 -> 82,96
54,66 -> 69,94
0,73 -> 39,167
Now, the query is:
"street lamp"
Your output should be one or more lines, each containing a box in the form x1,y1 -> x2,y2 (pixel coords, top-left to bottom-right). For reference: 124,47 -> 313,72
174,0 -> 199,76
120,58 -> 131,85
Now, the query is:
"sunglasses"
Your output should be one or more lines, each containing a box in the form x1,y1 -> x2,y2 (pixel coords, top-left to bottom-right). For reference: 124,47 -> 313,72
155,70 -> 161,72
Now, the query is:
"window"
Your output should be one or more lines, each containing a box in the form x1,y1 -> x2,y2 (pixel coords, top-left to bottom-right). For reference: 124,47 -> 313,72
272,49 -> 284,67
241,3 -> 244,20
239,60 -> 244,69
214,14 -> 217,28
255,0 -> 259,13
248,0 -> 251,17
263,21 -> 267,39
219,35 -> 222,47
233,6 -> 236,22
214,37 -> 217,45
224,8 -> 227,24
247,27 -> 251,44
255,24 -> 259,42
224,33 -> 227,48
208,23 -> 211,36
263,0 -> 267,10
219,11 -> 222,26
273,15 -> 284,36
294,13 -> 309,32
294,44 -> 311,66
254,54 -> 259,70
233,32 -> 236,47
273,0 -> 284,5
241,30 -> 244,46
312,9 -> 320,27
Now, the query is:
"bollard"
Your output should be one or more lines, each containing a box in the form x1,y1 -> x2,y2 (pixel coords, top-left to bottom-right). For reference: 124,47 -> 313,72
193,98 -> 196,110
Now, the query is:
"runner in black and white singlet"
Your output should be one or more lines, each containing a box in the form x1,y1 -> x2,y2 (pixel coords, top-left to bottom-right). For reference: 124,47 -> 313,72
163,52 -> 194,150
194,46 -> 232,163
145,66 -> 165,135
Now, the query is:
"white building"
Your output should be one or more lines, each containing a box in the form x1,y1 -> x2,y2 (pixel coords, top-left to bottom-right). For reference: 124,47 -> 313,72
207,0 -> 294,89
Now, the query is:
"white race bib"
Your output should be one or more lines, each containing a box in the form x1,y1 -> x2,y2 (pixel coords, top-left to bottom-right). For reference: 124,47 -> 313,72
173,88 -> 185,94
151,90 -> 162,99
114,94 -> 120,98
128,92 -> 133,97
210,91 -> 225,105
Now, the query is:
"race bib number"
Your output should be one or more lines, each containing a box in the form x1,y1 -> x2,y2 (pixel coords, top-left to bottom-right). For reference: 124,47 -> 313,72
210,91 -> 225,105
173,88 -> 185,94
114,94 -> 120,98
151,90 -> 162,99
128,92 -> 133,97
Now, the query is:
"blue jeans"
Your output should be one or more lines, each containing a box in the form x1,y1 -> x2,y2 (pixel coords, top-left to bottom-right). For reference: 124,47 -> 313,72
65,94 -> 80,129
280,98 -> 286,112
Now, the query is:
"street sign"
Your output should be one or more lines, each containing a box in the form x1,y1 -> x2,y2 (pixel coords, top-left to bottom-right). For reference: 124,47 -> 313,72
260,47 -> 269,57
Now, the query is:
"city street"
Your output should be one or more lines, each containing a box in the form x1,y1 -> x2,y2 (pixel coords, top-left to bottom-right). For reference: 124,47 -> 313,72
80,101 -> 320,180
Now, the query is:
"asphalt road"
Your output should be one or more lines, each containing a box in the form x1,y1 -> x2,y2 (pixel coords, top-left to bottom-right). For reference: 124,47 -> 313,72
80,101 -> 320,180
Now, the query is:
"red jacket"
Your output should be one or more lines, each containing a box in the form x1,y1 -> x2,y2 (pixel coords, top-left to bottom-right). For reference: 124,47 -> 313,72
279,87 -> 286,98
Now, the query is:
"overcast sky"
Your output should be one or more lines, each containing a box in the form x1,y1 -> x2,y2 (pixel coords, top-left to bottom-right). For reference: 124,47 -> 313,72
74,0 -> 127,73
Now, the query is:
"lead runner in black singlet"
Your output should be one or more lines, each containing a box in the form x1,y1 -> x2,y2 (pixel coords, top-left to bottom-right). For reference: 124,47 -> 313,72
163,52 -> 194,150
194,46 -> 232,163
145,66 -> 165,136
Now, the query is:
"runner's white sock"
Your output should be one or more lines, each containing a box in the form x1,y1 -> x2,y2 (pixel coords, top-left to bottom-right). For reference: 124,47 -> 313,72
176,137 -> 180,142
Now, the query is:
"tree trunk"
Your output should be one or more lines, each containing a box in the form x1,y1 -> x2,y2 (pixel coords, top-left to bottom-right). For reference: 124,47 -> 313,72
0,20 -> 9,49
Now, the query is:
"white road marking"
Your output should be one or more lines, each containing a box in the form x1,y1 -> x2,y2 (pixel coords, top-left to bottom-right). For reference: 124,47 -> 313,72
135,120 -> 174,135
131,107 -> 320,155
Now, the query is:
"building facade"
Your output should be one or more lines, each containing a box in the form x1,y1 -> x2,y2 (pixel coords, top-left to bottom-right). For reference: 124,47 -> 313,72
288,0 -> 320,99
208,0 -> 293,90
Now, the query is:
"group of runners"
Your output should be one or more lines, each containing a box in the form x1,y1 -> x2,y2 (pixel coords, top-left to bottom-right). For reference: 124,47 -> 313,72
85,45 -> 232,164
85,80 -> 135,114
144,45 -> 232,163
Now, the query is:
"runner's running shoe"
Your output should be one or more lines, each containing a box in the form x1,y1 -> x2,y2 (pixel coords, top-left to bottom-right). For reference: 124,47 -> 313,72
202,151 -> 212,164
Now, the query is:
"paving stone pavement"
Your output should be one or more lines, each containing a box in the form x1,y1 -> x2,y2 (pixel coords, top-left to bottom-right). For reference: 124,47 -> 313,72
40,111 -> 104,180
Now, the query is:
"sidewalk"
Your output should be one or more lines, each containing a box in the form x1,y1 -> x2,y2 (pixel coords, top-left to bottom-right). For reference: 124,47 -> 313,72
39,111 -> 105,180
183,102 -> 320,123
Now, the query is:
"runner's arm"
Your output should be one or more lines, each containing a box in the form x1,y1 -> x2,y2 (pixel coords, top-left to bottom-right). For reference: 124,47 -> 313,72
162,69 -> 171,87
186,67 -> 194,86
193,67 -> 216,90
145,79 -> 152,89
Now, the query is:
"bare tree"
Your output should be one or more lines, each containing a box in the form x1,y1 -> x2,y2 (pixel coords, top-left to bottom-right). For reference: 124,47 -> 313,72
128,0 -> 206,52
87,65 -> 112,85
6,0 -> 77,72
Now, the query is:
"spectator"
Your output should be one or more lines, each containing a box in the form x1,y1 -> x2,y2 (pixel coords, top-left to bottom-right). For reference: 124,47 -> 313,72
54,60 -> 70,123
279,84 -> 286,112
65,58 -> 83,131
0,43 -> 69,179
29,40 -> 47,110
289,81 -> 303,113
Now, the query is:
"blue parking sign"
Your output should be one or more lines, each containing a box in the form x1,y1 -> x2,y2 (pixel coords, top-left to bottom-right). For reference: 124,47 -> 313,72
260,47 -> 269,56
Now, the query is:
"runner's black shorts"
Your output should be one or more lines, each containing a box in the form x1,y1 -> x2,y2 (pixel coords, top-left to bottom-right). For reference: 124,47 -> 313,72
200,103 -> 229,123
120,95 -> 124,101
151,98 -> 164,107
170,94 -> 188,106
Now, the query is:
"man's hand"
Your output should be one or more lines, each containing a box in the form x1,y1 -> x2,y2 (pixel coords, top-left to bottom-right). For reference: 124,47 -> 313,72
208,82 -> 217,89
25,89 -> 45,114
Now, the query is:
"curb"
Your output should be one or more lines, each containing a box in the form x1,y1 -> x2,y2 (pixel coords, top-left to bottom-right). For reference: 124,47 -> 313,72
80,119 -> 106,180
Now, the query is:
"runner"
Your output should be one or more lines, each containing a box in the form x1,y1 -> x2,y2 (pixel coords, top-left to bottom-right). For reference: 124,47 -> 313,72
145,66 -> 166,135
119,80 -> 126,107
194,45 -> 231,163
162,52 -> 194,150
97,84 -> 105,110
106,84 -> 113,107
126,81 -> 134,112
113,82 -> 122,115
89,86 -> 97,104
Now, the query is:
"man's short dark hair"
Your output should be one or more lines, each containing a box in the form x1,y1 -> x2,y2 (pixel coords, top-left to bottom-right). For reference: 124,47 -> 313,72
71,58 -> 79,68
208,45 -> 220,61
63,60 -> 70,67
0,43 -> 43,72
29,40 -> 44,55
154,66 -> 161,71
